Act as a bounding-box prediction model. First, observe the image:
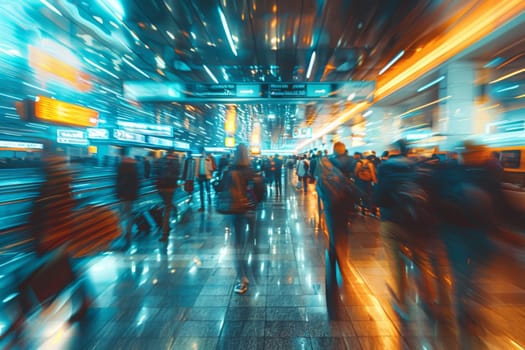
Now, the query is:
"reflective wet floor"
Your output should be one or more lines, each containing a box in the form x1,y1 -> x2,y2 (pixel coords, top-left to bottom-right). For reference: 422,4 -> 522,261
4,179 -> 525,349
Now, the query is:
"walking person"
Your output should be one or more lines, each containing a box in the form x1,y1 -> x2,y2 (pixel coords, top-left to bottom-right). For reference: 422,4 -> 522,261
156,150 -> 180,242
273,154 -> 283,198
194,147 -> 214,211
224,144 -> 261,294
354,156 -> 378,215
116,147 -> 140,248
296,155 -> 309,193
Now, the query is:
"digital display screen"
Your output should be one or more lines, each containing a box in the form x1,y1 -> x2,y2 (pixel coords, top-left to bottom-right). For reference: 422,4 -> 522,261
173,141 -> 190,150
116,121 -> 173,137
269,84 -> 306,97
57,129 -> 89,145
87,128 -> 109,139
123,81 -> 183,102
148,136 -> 173,147
0,141 -> 44,150
188,84 -> 236,97
34,96 -> 99,127
114,129 -> 146,143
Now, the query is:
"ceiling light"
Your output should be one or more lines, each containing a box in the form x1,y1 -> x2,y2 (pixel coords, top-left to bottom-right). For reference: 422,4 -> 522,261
484,57 -> 505,68
490,68 -> 525,84
203,65 -> 219,84
96,0 -> 124,21
166,31 -> 175,40
41,0 -> 63,16
123,57 -> 150,78
417,75 -> 445,92
84,58 -> 119,79
218,7 -> 238,56
496,84 -> 519,93
379,50 -> 404,76
155,56 -> 166,69
151,24 -> 157,31
306,51 -> 316,79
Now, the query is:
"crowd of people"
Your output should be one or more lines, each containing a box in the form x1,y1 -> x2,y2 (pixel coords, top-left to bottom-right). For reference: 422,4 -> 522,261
25,139 -> 525,345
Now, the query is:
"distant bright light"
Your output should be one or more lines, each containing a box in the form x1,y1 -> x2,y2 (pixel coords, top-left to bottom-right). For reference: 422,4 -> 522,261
41,0 -> 63,16
155,55 -> 166,69
496,84 -> 519,93
379,50 -> 404,75
203,64 -> 219,84
123,57 -> 150,78
363,110 -> 373,117
306,51 -> 316,79
97,0 -> 125,21
166,31 -> 175,40
218,7 -> 238,56
417,75 -> 445,92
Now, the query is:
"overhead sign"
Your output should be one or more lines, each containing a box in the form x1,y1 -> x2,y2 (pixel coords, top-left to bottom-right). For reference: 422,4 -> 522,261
116,121 -> 173,137
269,84 -> 306,98
0,141 -> 44,150
123,81 -> 183,101
188,84 -> 236,97
148,136 -> 173,147
87,128 -> 109,139
123,81 -> 375,102
113,129 -> 146,143
292,127 -> 313,139
57,129 -> 89,145
173,140 -> 190,150
34,96 -> 99,127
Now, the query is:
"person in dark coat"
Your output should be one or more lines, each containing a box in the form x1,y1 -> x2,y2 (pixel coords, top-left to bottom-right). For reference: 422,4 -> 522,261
116,147 -> 140,246
156,150 -> 181,242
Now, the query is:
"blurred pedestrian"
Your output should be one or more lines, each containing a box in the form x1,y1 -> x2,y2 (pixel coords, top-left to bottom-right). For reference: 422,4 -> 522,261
195,147 -> 214,211
216,144 -> 262,294
156,150 -> 181,242
116,147 -> 140,247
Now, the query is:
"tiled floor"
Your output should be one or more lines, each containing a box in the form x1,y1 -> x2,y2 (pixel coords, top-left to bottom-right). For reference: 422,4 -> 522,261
2,178 -> 525,349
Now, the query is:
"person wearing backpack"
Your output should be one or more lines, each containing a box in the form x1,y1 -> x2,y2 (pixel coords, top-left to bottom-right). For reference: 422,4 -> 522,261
354,157 -> 377,216
156,150 -> 181,242
116,147 -> 140,247
296,155 -> 310,193
318,142 -> 360,288
373,139 -> 438,320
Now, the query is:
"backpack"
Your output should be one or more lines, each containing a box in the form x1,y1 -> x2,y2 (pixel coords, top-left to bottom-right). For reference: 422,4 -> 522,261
389,164 -> 434,227
317,157 -> 360,204
157,157 -> 180,189
357,160 -> 373,182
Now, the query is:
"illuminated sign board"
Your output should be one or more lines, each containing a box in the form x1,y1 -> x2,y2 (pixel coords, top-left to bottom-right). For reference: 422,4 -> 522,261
114,129 -> 146,143
225,137 -> 235,147
236,84 -> 262,97
116,121 -> 173,137
34,96 -> 99,127
123,81 -> 375,102
0,141 -> 44,150
173,141 -> 190,150
269,84 -> 306,97
306,83 -> 333,97
87,128 -> 109,139
29,46 -> 92,92
123,81 -> 183,102
57,129 -> 89,145
189,84 -> 236,97
148,136 -> 173,147
292,127 -> 313,139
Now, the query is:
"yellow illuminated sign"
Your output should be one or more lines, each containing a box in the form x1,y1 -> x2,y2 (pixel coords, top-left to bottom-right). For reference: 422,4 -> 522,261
225,137 -> 235,147
224,105 -> 237,134
29,46 -> 92,92
34,96 -> 99,127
